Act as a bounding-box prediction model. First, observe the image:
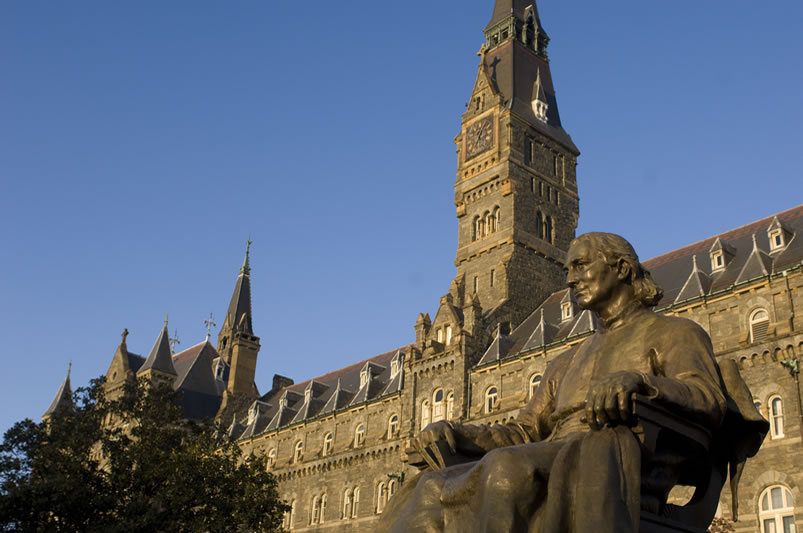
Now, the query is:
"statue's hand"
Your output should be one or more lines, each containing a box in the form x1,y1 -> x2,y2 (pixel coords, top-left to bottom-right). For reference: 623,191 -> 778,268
417,420 -> 458,455
584,371 -> 647,430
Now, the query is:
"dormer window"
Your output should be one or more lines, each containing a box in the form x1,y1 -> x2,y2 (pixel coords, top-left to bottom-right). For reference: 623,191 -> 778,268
437,328 -> 444,343
360,370 -> 368,388
445,326 -> 453,346
304,388 -> 311,403
215,362 -> 224,381
390,360 -> 399,377
711,251 -> 724,272
248,405 -> 257,425
769,229 -> 784,251
561,302 -> 573,321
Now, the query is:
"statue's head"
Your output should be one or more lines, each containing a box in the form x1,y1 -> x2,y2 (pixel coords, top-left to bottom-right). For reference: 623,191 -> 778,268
566,232 -> 663,310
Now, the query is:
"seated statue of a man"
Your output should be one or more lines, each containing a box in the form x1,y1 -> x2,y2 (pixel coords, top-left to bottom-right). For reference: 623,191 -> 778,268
379,232 -> 764,533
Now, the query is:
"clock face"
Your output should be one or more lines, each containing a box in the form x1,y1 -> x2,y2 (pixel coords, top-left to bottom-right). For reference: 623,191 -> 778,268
465,116 -> 494,160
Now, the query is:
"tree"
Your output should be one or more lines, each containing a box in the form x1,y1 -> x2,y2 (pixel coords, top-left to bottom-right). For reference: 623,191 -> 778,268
0,378 -> 288,532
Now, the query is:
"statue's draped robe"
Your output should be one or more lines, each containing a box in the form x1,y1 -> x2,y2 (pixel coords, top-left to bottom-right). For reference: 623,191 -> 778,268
380,311 -> 728,533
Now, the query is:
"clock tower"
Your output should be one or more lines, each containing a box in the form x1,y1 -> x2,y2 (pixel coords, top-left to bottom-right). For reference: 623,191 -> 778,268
452,0 -> 580,329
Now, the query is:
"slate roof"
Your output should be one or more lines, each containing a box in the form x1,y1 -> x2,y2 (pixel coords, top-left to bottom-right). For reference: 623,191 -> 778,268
493,205 -> 802,364
171,341 -> 223,420
236,347 -> 407,440
644,205 -> 803,309
482,40 -> 578,153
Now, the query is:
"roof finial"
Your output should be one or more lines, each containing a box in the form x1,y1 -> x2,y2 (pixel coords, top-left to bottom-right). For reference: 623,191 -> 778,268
169,329 -> 180,352
164,312 -> 169,329
692,255 -> 699,270
751,234 -> 759,249
240,237 -> 252,275
204,312 -> 216,341
121,328 -> 129,345
67,361 -> 72,379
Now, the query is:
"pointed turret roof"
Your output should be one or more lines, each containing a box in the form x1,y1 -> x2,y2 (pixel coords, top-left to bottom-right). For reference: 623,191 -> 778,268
567,310 -> 599,338
138,317 -> 177,376
674,255 -> 712,303
735,235 -> 774,284
478,324 -> 516,365
523,309 -> 559,351
222,240 -> 254,336
43,363 -> 73,418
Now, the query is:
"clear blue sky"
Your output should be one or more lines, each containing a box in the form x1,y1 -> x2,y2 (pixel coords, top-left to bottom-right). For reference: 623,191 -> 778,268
1,1 -> 801,436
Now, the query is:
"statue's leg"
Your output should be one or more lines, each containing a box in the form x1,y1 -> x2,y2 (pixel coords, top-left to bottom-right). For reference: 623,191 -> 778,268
440,442 -> 565,533
539,426 -> 641,533
379,464 -> 475,533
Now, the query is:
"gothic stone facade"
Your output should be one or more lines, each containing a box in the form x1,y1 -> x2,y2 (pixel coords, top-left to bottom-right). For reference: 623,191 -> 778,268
43,1 -> 803,532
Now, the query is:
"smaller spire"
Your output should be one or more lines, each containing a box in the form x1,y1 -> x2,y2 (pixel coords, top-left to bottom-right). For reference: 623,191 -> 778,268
43,363 -> 74,419
164,312 -> 169,329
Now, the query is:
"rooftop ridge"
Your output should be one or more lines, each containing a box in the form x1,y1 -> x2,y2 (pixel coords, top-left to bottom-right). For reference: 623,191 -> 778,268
281,345 -> 410,395
644,205 -> 802,269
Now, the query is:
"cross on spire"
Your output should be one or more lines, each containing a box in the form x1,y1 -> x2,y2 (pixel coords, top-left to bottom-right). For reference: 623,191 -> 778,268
204,312 -> 217,341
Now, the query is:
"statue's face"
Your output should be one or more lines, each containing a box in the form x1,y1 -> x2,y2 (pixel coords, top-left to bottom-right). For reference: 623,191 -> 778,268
565,241 -> 620,312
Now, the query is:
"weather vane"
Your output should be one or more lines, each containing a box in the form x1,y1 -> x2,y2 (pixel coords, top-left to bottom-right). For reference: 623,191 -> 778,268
169,329 -> 180,352
204,312 -> 216,341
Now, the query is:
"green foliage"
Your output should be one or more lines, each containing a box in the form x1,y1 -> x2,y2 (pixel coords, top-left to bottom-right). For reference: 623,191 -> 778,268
708,516 -> 735,533
0,378 -> 288,532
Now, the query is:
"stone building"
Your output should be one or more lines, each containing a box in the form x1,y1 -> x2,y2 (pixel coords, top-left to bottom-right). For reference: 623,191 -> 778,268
43,1 -> 803,532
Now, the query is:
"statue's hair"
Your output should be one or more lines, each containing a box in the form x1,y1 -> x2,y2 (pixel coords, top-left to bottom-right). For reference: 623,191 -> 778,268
571,232 -> 664,307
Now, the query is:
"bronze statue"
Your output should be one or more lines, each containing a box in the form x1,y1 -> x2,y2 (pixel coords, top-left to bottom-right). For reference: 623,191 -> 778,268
380,232 -> 767,533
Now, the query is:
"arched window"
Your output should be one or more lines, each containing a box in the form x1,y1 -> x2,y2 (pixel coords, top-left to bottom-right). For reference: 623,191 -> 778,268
267,448 -> 277,470
437,328 -> 444,343
285,499 -> 295,530
750,309 -> 770,343
320,493 -> 327,523
770,395 -> 785,439
352,486 -> 360,517
494,206 -> 501,230
342,489 -> 352,519
355,424 -> 366,447
323,433 -> 333,456
446,326 -> 453,345
293,440 -> 303,464
485,386 -> 498,414
432,389 -> 445,422
376,481 -> 387,514
388,414 -> 399,439
536,211 -> 543,239
473,216 -> 481,242
446,392 -> 455,420
388,479 -> 398,499
484,211 -> 492,235
311,495 -> 321,525
477,217 -> 486,239
529,374 -> 542,400
421,400 -> 431,429
545,215 -> 553,244
759,485 -> 795,533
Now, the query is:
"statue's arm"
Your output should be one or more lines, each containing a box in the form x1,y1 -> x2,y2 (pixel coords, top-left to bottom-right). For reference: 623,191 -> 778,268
643,319 -> 727,428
